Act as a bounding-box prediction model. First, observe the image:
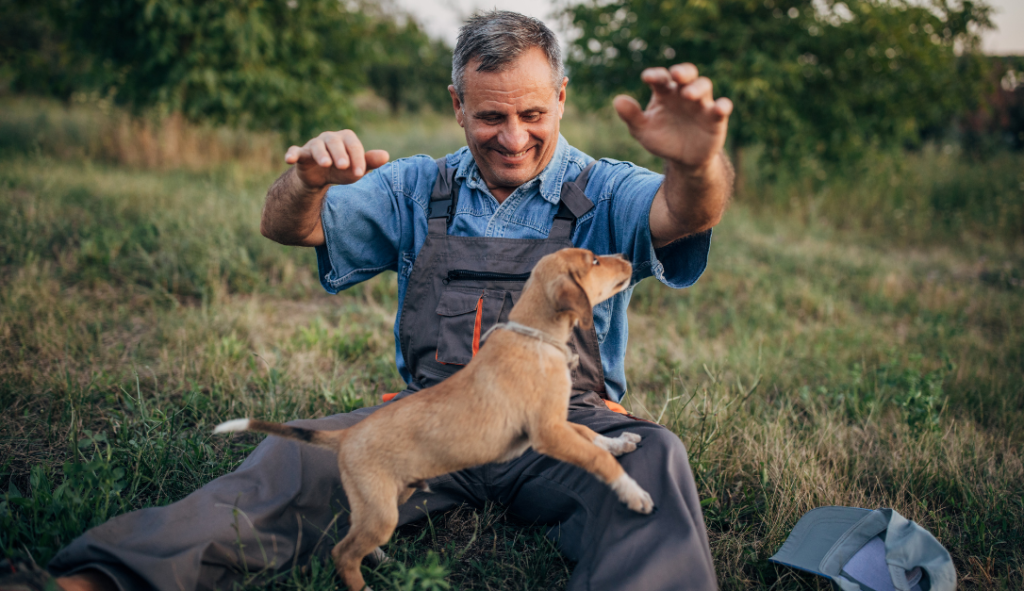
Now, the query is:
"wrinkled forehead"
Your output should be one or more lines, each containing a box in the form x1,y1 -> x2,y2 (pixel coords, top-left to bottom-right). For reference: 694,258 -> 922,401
462,49 -> 562,104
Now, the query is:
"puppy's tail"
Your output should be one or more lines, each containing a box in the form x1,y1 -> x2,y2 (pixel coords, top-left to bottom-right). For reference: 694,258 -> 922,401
213,418 -> 338,448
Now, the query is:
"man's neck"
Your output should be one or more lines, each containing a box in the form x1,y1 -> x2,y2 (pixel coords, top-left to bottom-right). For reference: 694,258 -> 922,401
490,186 -> 514,203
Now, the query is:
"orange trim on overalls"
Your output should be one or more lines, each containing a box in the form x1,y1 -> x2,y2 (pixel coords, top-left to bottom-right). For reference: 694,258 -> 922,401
404,297 -> 483,404
471,295 -> 484,357
434,294 -> 486,366
383,392 -> 398,402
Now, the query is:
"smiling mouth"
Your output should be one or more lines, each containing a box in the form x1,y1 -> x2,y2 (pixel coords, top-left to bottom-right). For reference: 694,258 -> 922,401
492,146 -> 534,161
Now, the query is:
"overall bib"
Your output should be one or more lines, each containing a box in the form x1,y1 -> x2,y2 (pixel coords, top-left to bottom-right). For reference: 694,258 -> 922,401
397,158 -> 606,399
50,161 -> 718,591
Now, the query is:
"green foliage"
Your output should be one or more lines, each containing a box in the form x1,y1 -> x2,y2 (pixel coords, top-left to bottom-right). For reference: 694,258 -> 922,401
366,19 -> 453,114
60,0 -> 377,141
1,386 -> 249,565
1,458 -> 127,566
382,551 -> 451,591
886,363 -> 947,433
564,0 -> 994,168
2,1 -> 456,138
0,0 -> 92,98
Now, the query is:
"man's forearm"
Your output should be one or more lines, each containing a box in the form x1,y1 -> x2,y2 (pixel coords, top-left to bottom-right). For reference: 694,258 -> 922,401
261,167 -> 327,247
650,152 -> 734,248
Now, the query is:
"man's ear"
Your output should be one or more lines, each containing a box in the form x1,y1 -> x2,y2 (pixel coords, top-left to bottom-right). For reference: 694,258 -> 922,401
553,273 -> 593,329
557,76 -> 568,119
449,85 -> 464,128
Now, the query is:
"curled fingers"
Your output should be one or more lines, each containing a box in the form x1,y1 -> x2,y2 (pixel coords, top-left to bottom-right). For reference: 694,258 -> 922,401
340,130 -> 366,176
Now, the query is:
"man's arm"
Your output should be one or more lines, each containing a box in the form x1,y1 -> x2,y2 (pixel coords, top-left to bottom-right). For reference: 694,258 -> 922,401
261,129 -> 390,247
613,63 -> 734,249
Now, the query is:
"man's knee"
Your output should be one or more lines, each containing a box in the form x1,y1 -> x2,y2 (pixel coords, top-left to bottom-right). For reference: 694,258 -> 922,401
620,422 -> 690,466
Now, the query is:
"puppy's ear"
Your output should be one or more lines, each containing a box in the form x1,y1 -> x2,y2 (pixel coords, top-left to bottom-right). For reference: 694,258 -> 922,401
553,273 -> 593,329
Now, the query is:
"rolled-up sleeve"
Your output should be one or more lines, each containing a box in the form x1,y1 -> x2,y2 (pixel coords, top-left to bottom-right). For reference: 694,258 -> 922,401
315,163 -> 403,294
590,160 -> 711,289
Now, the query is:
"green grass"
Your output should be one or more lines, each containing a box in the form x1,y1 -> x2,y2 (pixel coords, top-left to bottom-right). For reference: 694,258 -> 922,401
1,98 -> 1022,589
738,143 -> 1024,245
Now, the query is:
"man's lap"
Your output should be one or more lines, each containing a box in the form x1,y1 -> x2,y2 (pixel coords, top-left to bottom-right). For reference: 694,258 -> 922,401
50,390 -> 697,590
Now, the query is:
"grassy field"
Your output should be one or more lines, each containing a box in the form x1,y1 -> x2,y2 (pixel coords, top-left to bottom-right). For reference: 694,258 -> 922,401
1,99 -> 1022,590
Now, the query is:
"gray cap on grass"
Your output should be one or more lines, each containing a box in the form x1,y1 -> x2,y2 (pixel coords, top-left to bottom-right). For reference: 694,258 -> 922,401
769,506 -> 956,591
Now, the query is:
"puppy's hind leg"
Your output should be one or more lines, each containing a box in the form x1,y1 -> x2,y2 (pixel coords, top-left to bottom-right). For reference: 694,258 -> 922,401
332,476 -> 400,591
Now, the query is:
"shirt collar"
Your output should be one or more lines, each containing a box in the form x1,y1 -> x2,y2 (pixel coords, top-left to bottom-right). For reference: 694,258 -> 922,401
454,135 -> 571,205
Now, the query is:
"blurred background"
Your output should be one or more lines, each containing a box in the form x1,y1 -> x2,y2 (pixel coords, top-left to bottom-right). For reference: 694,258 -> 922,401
1,0 -> 1021,240
1,1 -> 1021,589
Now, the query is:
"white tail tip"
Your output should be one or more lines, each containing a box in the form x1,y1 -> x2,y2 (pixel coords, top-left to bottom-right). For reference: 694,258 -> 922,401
214,418 -> 251,434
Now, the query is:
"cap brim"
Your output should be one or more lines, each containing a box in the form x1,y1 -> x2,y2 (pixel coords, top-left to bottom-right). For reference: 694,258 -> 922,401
769,506 -> 873,576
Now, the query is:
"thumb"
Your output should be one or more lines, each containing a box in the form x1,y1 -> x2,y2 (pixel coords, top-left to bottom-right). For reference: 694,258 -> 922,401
365,149 -> 390,171
613,95 -> 645,131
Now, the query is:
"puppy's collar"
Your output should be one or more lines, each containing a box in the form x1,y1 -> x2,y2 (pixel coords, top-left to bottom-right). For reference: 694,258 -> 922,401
482,322 -> 580,370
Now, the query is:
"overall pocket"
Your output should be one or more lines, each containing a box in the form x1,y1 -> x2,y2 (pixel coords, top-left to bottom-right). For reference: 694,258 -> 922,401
435,287 -> 511,365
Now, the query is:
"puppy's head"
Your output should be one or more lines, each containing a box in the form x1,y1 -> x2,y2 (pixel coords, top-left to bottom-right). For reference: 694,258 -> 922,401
534,248 -> 632,329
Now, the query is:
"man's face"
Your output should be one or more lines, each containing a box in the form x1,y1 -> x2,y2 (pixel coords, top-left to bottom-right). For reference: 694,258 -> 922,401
449,47 -> 567,202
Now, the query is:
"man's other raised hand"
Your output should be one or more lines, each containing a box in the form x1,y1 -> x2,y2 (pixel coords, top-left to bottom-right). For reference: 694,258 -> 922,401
613,63 -> 732,172
619,63 -> 735,248
285,130 -> 390,190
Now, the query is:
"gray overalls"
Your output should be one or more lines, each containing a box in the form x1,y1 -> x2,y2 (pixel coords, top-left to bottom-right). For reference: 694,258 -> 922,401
50,160 -> 718,591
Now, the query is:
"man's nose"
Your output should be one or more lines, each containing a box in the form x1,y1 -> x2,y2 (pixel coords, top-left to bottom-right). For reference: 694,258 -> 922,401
498,119 -> 530,153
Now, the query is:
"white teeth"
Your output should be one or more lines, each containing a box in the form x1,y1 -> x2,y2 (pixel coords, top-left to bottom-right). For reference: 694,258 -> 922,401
500,149 -> 530,158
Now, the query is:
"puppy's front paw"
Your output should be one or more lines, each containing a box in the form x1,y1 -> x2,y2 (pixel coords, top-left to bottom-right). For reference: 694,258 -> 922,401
609,473 -> 654,514
594,432 -> 641,456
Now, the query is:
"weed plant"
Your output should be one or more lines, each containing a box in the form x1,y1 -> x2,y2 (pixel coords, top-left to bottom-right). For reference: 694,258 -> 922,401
1,99 -> 1022,589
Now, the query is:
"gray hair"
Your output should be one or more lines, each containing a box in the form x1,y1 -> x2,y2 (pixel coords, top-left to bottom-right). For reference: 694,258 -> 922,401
452,11 -> 564,102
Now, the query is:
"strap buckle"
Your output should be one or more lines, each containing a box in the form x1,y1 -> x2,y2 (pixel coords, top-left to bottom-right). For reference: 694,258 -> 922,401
428,198 -> 454,222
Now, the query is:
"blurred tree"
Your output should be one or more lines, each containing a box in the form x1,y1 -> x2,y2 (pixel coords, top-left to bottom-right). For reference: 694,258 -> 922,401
62,0 -> 375,141
962,56 -> 1024,152
562,0 -> 994,171
366,17 -> 453,113
0,0 -> 92,98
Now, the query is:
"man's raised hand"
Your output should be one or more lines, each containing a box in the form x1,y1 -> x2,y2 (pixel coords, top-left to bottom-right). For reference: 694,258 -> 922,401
285,130 -> 390,190
261,130 -> 388,247
613,63 -> 732,171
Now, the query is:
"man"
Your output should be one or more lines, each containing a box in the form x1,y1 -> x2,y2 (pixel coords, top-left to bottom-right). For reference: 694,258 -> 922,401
41,11 -> 732,591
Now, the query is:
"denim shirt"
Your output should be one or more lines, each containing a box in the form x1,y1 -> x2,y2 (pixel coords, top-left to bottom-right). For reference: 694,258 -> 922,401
316,135 -> 711,402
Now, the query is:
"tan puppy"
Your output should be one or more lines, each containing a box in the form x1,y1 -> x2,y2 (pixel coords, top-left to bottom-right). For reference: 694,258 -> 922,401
214,248 -> 653,591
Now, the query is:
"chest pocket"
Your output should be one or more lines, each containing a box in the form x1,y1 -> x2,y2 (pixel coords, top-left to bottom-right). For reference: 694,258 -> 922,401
435,284 -> 520,365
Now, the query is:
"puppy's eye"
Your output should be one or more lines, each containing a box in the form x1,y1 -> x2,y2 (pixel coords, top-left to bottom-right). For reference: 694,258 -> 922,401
592,258 -> 599,266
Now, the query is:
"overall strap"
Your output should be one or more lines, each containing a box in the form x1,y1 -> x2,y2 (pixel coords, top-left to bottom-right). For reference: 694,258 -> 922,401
550,161 -> 597,241
428,157 -> 458,235
428,157 -> 597,239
